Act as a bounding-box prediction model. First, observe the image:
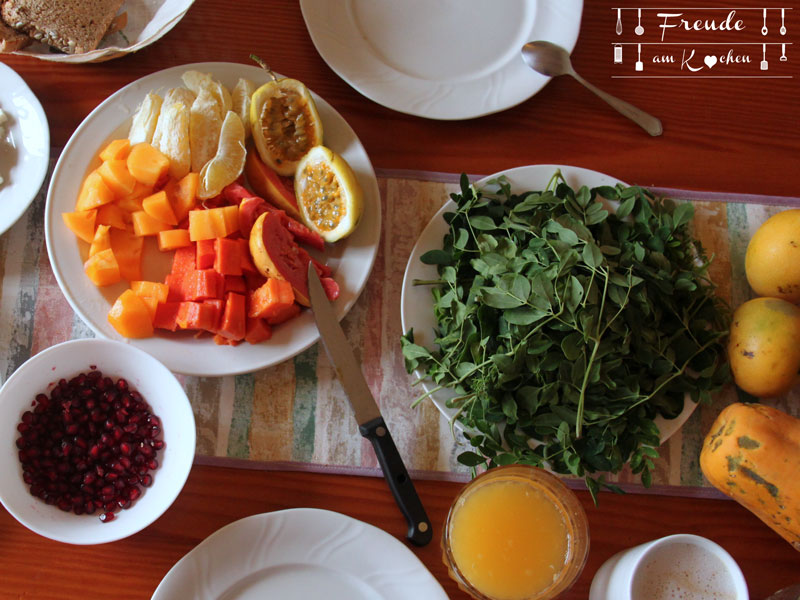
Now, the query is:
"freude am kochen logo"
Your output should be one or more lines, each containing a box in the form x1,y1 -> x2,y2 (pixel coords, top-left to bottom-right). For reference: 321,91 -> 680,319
612,7 -> 791,77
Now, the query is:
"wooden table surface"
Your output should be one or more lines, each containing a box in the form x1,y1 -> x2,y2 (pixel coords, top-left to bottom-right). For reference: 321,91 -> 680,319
1,1 -> 799,598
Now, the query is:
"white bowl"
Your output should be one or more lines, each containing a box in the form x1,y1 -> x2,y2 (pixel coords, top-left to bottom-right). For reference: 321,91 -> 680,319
0,339 -> 196,544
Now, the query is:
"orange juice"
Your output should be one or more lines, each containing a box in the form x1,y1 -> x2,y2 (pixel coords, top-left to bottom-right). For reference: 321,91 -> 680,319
443,466 -> 589,600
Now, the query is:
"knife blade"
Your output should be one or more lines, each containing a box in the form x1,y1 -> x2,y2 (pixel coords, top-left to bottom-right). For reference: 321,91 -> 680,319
307,263 -> 432,546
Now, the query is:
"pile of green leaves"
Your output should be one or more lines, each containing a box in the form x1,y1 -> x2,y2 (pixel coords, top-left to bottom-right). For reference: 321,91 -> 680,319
402,172 -> 730,503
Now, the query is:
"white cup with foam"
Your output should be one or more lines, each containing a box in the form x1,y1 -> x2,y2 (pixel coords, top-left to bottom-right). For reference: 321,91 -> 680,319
589,533 -> 749,600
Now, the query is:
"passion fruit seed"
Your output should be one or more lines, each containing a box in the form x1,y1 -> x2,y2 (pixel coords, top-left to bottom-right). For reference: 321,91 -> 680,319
259,91 -> 314,164
299,161 -> 345,233
15,370 -> 165,522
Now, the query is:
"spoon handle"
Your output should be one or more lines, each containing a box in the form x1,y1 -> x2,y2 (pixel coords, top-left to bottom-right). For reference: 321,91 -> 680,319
569,70 -> 663,136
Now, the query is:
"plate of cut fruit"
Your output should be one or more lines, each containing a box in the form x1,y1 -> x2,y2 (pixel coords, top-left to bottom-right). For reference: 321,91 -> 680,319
44,62 -> 381,376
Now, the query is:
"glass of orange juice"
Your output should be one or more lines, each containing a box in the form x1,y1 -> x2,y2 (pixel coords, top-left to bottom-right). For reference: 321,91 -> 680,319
442,465 -> 590,600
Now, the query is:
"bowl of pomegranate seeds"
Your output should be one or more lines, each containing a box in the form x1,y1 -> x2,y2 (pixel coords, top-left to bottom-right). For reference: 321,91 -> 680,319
0,338 -> 195,544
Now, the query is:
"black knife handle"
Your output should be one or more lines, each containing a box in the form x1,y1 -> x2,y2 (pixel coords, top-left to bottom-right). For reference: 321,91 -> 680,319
359,416 -> 433,546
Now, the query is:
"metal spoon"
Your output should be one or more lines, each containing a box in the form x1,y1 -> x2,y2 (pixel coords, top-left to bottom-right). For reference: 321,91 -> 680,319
521,41 -> 663,136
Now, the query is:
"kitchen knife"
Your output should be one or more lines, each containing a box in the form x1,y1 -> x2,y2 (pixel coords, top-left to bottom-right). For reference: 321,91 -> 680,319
307,263 -> 432,546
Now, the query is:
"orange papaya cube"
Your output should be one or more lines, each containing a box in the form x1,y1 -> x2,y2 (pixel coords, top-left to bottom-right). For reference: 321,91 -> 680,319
220,205 -> 239,237
108,289 -> 154,338
116,181 -> 153,214
96,203 -> 127,230
138,295 -> 159,321
62,209 -> 97,243
158,228 -> 191,251
213,333 -> 241,346
224,275 -> 247,294
196,238 -> 215,269
214,237 -> 243,276
132,210 -> 172,237
188,209 -> 215,241
245,317 -> 273,344
238,238 -> 257,273
126,142 -> 170,187
142,190 -> 178,226
176,301 -> 219,331
171,245 -> 197,276
131,280 -> 169,304
98,139 -> 131,162
84,248 -> 121,287
218,292 -> 246,341
265,302 -> 300,325
75,171 -> 114,211
203,298 -> 224,334
97,159 -> 137,198
109,228 -> 143,281
189,269 -> 224,301
153,301 -> 181,332
89,224 -> 112,257
248,278 -> 295,320
166,172 -> 199,223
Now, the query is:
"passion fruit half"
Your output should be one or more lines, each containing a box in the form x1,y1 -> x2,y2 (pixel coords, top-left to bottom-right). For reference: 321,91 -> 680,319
250,78 -> 323,176
294,145 -> 363,244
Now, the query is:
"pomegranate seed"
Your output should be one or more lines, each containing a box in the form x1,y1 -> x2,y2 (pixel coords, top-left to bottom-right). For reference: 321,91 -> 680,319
16,371 -> 163,522
99,512 -> 115,523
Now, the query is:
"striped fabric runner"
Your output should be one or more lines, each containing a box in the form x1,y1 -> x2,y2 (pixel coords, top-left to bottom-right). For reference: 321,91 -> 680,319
2,163 -> 798,497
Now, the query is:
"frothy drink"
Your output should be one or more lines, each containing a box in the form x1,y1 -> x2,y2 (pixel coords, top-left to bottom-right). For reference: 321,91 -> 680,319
632,541 -> 738,600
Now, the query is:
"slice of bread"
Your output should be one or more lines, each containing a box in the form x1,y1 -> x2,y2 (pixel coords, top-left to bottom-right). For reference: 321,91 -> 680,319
1,0 -> 125,54
0,16 -> 31,52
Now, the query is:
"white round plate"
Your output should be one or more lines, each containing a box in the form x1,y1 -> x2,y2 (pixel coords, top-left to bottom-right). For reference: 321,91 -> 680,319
0,62 -> 50,236
300,0 -> 583,120
45,62 -> 381,377
152,508 -> 448,600
0,339 -> 195,545
400,165 -> 696,445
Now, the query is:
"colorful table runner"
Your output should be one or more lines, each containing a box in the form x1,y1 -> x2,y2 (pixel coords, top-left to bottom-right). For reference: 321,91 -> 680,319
2,163 -> 798,497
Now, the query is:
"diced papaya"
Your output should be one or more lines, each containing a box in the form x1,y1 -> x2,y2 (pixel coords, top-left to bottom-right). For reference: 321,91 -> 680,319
138,295 -> 159,321
224,275 -> 247,294
218,292 -> 246,341
132,210 -> 172,236
97,159 -> 137,198
238,238 -> 257,273
265,302 -> 300,325
188,205 -> 239,241
84,248 -> 121,287
131,280 -> 169,304
245,317 -> 273,344
62,209 -> 97,244
203,298 -> 224,333
98,139 -> 131,162
96,203 -> 127,230
153,301 -> 181,331
196,238 -> 215,269
126,142 -> 170,187
176,301 -> 220,331
108,289 -> 154,338
89,224 -> 112,257
116,181 -> 153,214
213,334 -> 241,346
167,172 -> 199,223
249,278 -> 295,320
214,237 -> 242,276
171,245 -> 197,276
245,272 -> 268,292
189,269 -> 224,301
109,228 -> 143,281
142,190 -> 178,226
76,171 -> 114,211
158,228 -> 191,251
